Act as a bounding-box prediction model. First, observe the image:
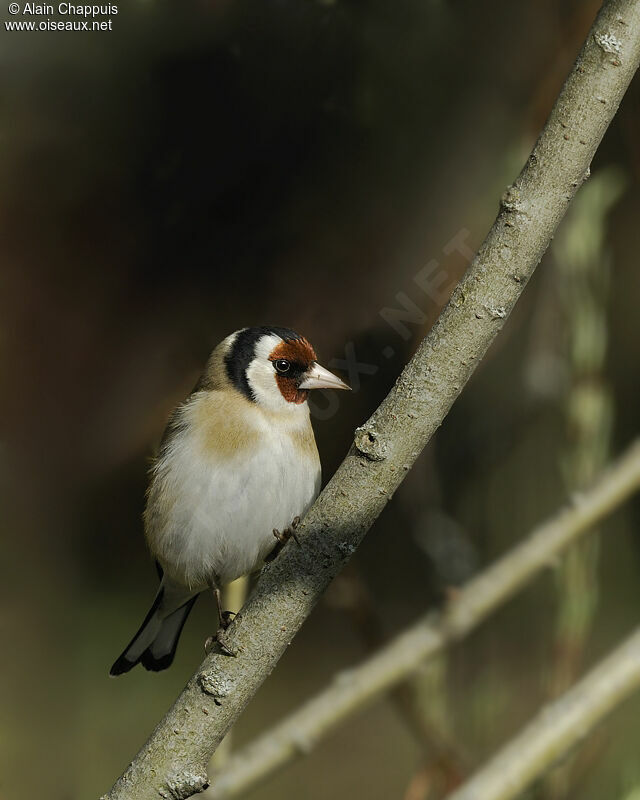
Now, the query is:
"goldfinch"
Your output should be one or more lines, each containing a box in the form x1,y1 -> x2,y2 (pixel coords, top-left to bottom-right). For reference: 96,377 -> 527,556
110,326 -> 349,675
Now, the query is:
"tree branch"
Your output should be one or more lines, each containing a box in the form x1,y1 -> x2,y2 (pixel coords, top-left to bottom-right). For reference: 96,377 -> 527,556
209,439 -> 640,798
446,625 -> 640,800
104,2 -> 640,797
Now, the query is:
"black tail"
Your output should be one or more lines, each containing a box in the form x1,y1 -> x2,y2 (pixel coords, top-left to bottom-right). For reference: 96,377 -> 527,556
110,590 -> 198,676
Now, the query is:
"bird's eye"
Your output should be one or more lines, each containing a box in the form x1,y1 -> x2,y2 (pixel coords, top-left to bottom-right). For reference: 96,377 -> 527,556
274,359 -> 291,374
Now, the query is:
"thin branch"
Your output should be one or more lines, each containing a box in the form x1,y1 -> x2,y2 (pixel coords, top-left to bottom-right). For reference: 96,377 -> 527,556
328,570 -> 470,794
104,2 -> 640,798
210,439 -> 640,798
544,163 -> 625,800
446,625 -> 640,800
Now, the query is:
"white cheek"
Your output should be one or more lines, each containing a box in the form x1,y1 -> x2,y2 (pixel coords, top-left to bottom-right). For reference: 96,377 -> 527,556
246,359 -> 290,411
245,333 -> 289,411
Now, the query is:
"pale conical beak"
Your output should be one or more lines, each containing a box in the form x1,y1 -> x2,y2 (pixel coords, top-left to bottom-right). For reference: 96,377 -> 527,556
299,362 -> 351,391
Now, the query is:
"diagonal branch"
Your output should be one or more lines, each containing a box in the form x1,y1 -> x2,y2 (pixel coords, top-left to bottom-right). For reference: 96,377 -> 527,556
104,2 -> 640,798
446,625 -> 640,800
209,439 -> 640,798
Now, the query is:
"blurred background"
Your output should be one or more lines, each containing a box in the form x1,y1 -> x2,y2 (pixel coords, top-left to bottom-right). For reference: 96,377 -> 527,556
1,1 -> 640,798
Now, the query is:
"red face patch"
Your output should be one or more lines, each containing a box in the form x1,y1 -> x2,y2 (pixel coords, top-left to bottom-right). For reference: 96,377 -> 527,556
270,337 -> 317,404
269,337 -> 317,365
275,377 -> 308,404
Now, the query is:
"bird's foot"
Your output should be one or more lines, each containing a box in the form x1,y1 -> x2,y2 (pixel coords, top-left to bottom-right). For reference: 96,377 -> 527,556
204,605 -> 239,657
219,609 -> 237,630
265,516 -> 301,562
204,627 -> 237,658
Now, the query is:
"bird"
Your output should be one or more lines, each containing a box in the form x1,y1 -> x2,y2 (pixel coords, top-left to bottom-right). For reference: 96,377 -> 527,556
110,325 -> 350,675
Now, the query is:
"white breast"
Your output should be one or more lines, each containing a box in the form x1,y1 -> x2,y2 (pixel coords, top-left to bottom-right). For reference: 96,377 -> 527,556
146,392 -> 321,590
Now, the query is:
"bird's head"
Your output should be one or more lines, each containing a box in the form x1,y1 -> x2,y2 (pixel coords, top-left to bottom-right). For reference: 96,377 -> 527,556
217,326 -> 350,412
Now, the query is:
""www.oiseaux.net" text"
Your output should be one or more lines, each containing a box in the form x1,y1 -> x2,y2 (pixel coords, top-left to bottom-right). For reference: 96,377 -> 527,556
5,3 -> 118,31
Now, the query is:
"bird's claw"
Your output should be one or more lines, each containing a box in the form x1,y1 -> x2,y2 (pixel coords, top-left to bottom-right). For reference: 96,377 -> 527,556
204,628 -> 237,658
275,516 -> 302,545
265,517 -> 302,562
219,609 -> 237,630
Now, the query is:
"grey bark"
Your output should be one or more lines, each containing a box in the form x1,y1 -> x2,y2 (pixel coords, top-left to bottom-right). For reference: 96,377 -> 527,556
210,439 -> 640,798
103,2 -> 640,798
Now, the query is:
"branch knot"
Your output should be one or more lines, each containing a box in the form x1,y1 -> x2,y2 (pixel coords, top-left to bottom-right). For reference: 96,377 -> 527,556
161,771 -> 209,799
199,670 -> 234,698
354,425 -> 388,461
594,31 -> 622,55
500,186 -> 524,213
